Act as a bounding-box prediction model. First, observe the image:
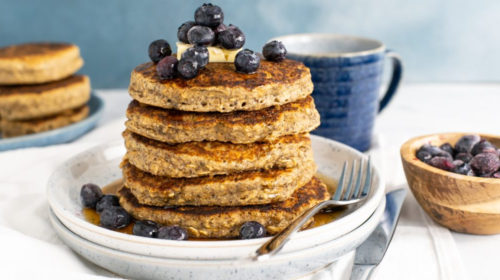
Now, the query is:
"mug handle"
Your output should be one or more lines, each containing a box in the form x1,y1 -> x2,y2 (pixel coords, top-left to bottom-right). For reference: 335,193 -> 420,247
378,50 -> 403,113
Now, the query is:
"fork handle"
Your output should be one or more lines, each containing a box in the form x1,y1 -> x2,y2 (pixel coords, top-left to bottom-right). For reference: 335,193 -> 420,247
253,200 -> 342,260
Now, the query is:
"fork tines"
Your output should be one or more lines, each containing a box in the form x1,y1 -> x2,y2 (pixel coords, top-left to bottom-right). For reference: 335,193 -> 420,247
332,157 -> 371,201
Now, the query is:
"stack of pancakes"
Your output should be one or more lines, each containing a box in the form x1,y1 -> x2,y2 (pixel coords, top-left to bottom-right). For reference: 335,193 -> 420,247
0,43 -> 90,137
119,59 -> 329,238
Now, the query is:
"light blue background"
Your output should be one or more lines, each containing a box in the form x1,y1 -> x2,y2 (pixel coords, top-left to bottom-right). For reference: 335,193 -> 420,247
1,0 -> 499,88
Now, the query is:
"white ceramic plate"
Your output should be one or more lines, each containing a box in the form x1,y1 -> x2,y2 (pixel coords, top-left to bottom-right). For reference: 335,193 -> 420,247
49,197 -> 385,280
46,135 -> 385,260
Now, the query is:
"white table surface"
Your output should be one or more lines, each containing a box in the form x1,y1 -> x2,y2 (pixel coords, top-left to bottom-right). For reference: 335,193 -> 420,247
1,83 -> 499,279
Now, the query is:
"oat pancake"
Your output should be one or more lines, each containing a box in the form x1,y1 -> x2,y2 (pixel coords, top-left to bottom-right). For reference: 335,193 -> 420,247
1,105 -> 89,137
125,96 -> 320,144
121,159 -> 316,207
0,75 -> 90,120
128,59 -> 313,112
123,130 -> 313,178
118,176 -> 329,238
0,42 -> 84,85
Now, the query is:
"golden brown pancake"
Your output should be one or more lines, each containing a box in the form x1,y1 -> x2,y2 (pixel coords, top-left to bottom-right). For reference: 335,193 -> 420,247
118,176 -> 329,238
123,130 -> 313,178
121,158 -> 316,207
1,105 -> 89,138
0,75 -> 90,120
128,59 -> 313,112
0,42 -> 83,85
125,96 -> 320,144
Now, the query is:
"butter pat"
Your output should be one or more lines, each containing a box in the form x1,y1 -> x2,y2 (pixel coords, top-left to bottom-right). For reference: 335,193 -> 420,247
176,42 -> 241,63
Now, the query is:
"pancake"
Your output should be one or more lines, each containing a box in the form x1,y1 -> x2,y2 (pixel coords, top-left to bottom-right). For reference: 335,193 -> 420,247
1,105 -> 89,138
121,159 -> 316,207
123,130 -> 313,178
118,176 -> 329,238
0,75 -> 90,120
128,59 -> 313,112
125,96 -> 320,144
0,42 -> 84,85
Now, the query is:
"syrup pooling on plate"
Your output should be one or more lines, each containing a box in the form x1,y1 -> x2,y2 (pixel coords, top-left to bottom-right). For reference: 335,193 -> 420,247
81,174 -> 343,240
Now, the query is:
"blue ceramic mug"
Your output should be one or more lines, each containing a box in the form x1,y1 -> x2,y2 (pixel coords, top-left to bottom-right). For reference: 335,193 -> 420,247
274,34 -> 403,151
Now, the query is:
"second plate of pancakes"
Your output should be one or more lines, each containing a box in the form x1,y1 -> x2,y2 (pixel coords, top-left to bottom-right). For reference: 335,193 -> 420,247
0,42 -> 103,150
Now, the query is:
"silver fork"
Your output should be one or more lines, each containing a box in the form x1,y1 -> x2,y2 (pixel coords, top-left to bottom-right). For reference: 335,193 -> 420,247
252,157 -> 372,261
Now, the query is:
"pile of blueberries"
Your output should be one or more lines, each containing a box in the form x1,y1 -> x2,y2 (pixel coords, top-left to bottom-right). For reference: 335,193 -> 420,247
148,3 -> 287,79
80,183 -> 268,240
416,135 -> 500,178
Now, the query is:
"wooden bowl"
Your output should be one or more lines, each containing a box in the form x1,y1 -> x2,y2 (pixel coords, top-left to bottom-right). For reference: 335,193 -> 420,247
400,132 -> 500,234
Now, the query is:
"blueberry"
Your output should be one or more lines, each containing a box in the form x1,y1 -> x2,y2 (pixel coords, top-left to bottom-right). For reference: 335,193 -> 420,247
177,57 -> 199,79
187,25 -> 215,46
133,220 -> 159,238
80,183 -> 103,209
194,3 -> 224,28
96,195 -> 120,213
234,49 -> 260,74
454,135 -> 480,154
177,21 -> 196,44
416,151 -> 432,162
439,143 -> 455,157
262,40 -> 287,62
471,140 -> 497,156
217,25 -> 245,49
182,45 -> 209,68
416,144 -> 452,162
156,56 -> 178,80
455,153 -> 473,163
100,206 -> 132,229
239,221 -> 266,239
470,153 -> 500,175
157,226 -> 188,240
452,162 -> 472,175
428,156 -> 455,171
148,39 -> 172,63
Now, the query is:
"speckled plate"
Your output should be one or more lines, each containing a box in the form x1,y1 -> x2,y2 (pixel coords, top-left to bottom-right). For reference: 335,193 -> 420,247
49,197 -> 385,280
46,135 -> 385,260
0,93 -> 104,151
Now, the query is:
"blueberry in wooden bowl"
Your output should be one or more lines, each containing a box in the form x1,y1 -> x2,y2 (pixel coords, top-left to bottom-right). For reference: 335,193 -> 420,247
400,132 -> 500,234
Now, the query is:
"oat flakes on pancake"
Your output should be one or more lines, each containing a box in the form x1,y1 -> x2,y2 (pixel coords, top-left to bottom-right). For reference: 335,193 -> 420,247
1,105 -> 89,137
0,42 -> 84,85
125,96 -> 320,144
123,130 -> 313,178
128,59 -> 313,112
118,176 -> 329,238
0,75 -> 90,120
121,159 -> 316,207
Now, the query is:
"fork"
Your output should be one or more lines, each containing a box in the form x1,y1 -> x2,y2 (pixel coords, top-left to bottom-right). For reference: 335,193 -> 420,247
252,157 -> 372,261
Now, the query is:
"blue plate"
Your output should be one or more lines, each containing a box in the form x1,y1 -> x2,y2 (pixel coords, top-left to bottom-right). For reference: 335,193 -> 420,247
0,93 -> 104,151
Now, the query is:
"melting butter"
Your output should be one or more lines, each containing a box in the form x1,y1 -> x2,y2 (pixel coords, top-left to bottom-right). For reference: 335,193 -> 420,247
176,42 -> 242,63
